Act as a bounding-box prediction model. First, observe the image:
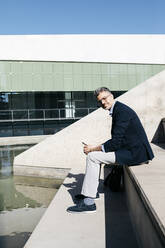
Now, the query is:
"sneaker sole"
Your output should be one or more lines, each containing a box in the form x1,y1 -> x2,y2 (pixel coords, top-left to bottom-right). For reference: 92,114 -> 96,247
67,209 -> 96,214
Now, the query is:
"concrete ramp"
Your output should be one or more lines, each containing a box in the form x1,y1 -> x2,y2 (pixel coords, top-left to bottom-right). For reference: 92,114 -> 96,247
14,70 -> 165,175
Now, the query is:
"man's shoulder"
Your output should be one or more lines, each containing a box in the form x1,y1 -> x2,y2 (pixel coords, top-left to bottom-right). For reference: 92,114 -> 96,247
114,101 -> 131,111
114,101 -> 136,115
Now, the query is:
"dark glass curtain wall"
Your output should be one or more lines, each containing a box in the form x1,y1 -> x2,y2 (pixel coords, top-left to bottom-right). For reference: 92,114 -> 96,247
0,91 -> 126,137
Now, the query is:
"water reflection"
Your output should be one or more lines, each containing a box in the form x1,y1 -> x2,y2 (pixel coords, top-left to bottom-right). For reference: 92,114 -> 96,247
0,144 -> 63,248
0,145 -> 33,177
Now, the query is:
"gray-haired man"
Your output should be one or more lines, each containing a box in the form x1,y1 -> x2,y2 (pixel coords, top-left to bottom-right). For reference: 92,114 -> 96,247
67,87 -> 154,213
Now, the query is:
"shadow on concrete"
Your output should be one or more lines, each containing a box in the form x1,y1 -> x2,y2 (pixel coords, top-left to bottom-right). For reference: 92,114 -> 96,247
63,169 -> 139,248
63,172 -> 104,204
104,166 -> 139,248
0,232 -> 31,248
152,118 -> 165,149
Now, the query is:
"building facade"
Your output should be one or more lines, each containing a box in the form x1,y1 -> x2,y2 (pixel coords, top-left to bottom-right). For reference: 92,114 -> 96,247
0,35 -> 165,137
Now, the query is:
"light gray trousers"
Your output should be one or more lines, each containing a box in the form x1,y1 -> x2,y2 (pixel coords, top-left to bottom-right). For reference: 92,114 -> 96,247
81,151 -> 116,198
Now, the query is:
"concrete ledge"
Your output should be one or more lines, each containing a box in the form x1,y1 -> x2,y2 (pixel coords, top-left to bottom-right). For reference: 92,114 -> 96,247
14,165 -> 69,180
0,135 -> 50,146
124,144 -> 165,248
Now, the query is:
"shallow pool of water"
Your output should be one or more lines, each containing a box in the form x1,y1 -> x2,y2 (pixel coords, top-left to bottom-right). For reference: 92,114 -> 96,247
0,144 -> 63,248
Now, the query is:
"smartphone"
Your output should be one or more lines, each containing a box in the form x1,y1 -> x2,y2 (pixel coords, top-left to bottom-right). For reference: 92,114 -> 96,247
82,142 -> 87,145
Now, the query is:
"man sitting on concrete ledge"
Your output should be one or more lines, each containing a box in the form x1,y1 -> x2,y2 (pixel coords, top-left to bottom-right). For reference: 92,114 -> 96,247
67,87 -> 154,214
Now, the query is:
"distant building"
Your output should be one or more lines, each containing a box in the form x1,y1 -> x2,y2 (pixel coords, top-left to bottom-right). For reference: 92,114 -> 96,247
0,34 -> 165,136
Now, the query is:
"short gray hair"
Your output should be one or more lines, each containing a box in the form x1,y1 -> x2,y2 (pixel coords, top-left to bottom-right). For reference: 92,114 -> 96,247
94,87 -> 111,97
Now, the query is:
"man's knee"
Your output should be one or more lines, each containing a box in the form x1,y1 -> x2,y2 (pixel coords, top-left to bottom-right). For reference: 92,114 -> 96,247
87,151 -> 100,163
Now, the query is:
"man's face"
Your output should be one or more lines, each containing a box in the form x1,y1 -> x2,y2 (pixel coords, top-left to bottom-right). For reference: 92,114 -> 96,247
97,91 -> 114,110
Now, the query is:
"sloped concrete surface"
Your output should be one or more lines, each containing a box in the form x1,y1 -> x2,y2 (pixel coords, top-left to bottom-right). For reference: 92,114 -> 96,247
14,108 -> 111,170
14,70 -> 165,172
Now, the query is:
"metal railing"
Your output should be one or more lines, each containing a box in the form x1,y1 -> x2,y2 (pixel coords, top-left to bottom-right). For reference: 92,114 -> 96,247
0,108 -> 97,122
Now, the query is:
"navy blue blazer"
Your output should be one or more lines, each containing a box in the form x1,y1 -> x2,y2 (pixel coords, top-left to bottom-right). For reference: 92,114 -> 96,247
103,101 -> 154,165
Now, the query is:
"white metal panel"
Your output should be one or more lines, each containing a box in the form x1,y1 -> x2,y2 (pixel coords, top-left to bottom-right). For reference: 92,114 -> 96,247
0,34 -> 165,64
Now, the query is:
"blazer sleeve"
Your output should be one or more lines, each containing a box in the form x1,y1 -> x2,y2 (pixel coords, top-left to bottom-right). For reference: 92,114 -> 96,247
103,110 -> 131,152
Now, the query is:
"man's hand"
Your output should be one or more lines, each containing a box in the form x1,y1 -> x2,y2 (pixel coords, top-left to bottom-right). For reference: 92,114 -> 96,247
83,144 -> 93,155
83,144 -> 102,155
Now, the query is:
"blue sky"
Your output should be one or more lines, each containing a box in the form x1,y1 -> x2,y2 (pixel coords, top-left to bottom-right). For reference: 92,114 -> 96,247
0,0 -> 164,34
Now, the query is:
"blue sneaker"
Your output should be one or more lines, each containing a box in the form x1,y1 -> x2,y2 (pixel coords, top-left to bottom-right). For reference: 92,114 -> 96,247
67,202 -> 96,214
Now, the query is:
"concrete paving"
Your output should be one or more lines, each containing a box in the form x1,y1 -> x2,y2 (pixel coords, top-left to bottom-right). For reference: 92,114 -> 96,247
23,168 -> 106,248
23,167 -> 139,248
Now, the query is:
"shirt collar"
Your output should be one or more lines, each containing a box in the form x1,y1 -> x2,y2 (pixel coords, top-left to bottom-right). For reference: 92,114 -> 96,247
109,101 -> 116,116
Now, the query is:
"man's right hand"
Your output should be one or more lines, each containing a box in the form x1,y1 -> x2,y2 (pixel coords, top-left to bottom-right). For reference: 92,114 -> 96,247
83,144 -> 102,155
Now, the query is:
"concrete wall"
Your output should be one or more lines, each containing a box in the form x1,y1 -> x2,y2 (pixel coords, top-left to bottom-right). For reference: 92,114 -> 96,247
14,69 -> 165,175
1,35 -> 165,64
124,164 -> 165,248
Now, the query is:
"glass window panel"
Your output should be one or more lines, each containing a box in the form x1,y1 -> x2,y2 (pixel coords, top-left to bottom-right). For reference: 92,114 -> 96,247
29,110 -> 43,119
44,120 -> 57,134
27,92 -> 35,109
0,93 -> 11,110
13,122 -> 28,136
13,110 -> 28,120
112,91 -> 127,98
75,100 -> 86,108
74,108 -> 88,118
47,119 -> 78,135
11,93 -> 28,109
0,122 -> 13,137
0,111 -> 12,120
86,92 -> 97,108
44,92 -> 55,109
32,92 -> 45,109
72,91 -> 85,100
60,109 -> 66,118
88,108 -> 97,113
45,109 -> 59,119
29,121 -> 44,135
